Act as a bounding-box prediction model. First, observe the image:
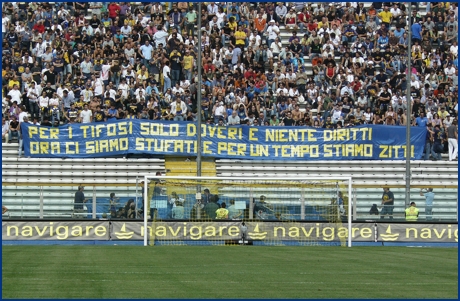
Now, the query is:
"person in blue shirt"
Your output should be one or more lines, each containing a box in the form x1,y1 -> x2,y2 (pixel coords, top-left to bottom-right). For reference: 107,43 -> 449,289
415,111 -> 429,127
227,8 -> 240,22
420,188 -> 434,220
411,21 -> 422,44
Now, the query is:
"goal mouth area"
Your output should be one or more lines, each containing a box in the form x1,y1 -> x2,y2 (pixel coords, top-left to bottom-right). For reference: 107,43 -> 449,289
143,176 -> 353,247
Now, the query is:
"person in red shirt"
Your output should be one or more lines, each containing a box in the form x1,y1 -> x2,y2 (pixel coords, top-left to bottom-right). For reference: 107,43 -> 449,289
297,7 -> 310,34
244,67 -> 256,80
351,78 -> 362,92
108,3 -> 121,19
32,20 -> 45,34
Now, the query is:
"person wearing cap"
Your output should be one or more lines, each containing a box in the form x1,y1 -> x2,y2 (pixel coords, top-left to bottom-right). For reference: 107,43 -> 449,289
266,19 -> 280,47
405,202 -> 419,221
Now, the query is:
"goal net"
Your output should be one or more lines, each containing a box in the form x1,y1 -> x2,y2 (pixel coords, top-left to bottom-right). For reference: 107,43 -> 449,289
142,176 -> 352,247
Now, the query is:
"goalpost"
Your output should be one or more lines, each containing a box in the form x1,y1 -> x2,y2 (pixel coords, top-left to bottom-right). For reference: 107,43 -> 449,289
143,176 -> 353,247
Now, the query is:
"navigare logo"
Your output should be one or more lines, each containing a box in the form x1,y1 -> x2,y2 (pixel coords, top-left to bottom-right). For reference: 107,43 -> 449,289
114,223 -> 134,239
248,223 -> 268,240
380,225 -> 399,241
377,223 -> 458,242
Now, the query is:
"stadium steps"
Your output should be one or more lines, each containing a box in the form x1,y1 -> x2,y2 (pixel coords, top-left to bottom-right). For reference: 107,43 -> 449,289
164,156 -> 217,177
2,142 -> 165,217
215,159 -> 458,221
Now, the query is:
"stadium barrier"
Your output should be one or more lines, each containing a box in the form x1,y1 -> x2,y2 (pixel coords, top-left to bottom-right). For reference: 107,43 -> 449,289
1,220 -> 458,245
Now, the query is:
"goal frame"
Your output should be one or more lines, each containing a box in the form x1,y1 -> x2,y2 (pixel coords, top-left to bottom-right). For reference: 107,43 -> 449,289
143,176 -> 353,247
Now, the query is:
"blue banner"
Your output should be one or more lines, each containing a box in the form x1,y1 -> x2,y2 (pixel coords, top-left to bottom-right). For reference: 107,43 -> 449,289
21,120 -> 427,160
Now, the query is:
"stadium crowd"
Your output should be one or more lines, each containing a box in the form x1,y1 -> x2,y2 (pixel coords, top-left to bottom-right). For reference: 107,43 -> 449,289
1,2 -> 458,160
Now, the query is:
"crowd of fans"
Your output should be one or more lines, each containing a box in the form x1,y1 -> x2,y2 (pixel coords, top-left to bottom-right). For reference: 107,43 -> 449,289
1,2 -> 458,159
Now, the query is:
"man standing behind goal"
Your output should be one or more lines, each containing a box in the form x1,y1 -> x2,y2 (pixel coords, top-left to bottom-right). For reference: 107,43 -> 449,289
380,187 -> 394,220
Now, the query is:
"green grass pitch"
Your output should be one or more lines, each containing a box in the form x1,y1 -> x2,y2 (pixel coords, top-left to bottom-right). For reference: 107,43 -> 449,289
2,246 -> 457,299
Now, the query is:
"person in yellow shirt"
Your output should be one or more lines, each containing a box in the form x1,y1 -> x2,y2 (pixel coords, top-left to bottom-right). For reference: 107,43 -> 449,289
215,202 -> 229,219
405,202 -> 419,221
234,25 -> 247,48
8,75 -> 20,91
317,17 -> 329,30
228,16 -> 237,32
182,50 -> 194,82
378,6 -> 393,28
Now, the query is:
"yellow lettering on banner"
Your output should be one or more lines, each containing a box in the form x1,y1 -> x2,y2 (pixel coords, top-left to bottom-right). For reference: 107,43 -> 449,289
94,226 -> 106,237
217,127 -> 226,139
361,128 -> 370,140
249,128 -> 258,141
288,130 -> 298,142
281,145 -> 290,157
119,122 -> 128,135
39,127 -> 48,139
228,226 -> 239,237
68,126 -> 72,139
227,127 -> 242,140
50,128 -> 59,139
30,142 -> 39,154
51,142 -> 60,154
187,124 -> 196,136
184,140 -> 195,153
203,141 -> 212,154
40,142 -> 49,154
99,139 -> 109,152
278,129 -> 287,142
307,129 -> 317,142
95,125 -> 104,137
380,145 -> 413,158
336,129 -> 348,141
174,140 -> 184,153
55,226 -> 68,239
189,226 -> 202,240
28,126 -> 38,138
310,145 -> 319,157
227,142 -> 237,156
86,141 -> 95,154
323,130 -> 333,141
249,145 -> 268,157
350,128 -> 359,140
208,126 -> 217,138
71,226 -> 83,237
139,123 -> 179,136
324,144 -> 332,157
107,123 -> 116,136
80,125 -> 90,138
272,145 -> 281,156
66,142 -> 79,154
237,143 -> 246,156
218,142 -> 227,154
360,228 -> 372,238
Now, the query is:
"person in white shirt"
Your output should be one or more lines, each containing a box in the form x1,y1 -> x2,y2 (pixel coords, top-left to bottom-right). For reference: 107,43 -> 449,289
153,26 -> 169,48
118,79 -> 130,99
170,98 -> 187,121
2,117 -> 10,143
227,110 -> 241,125
27,82 -> 40,120
91,74 -> 104,97
163,61 -> 171,93
120,24 -> 132,35
8,85 -> 22,105
79,104 -> 93,123
266,20 -> 280,47
450,41 -> 458,57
